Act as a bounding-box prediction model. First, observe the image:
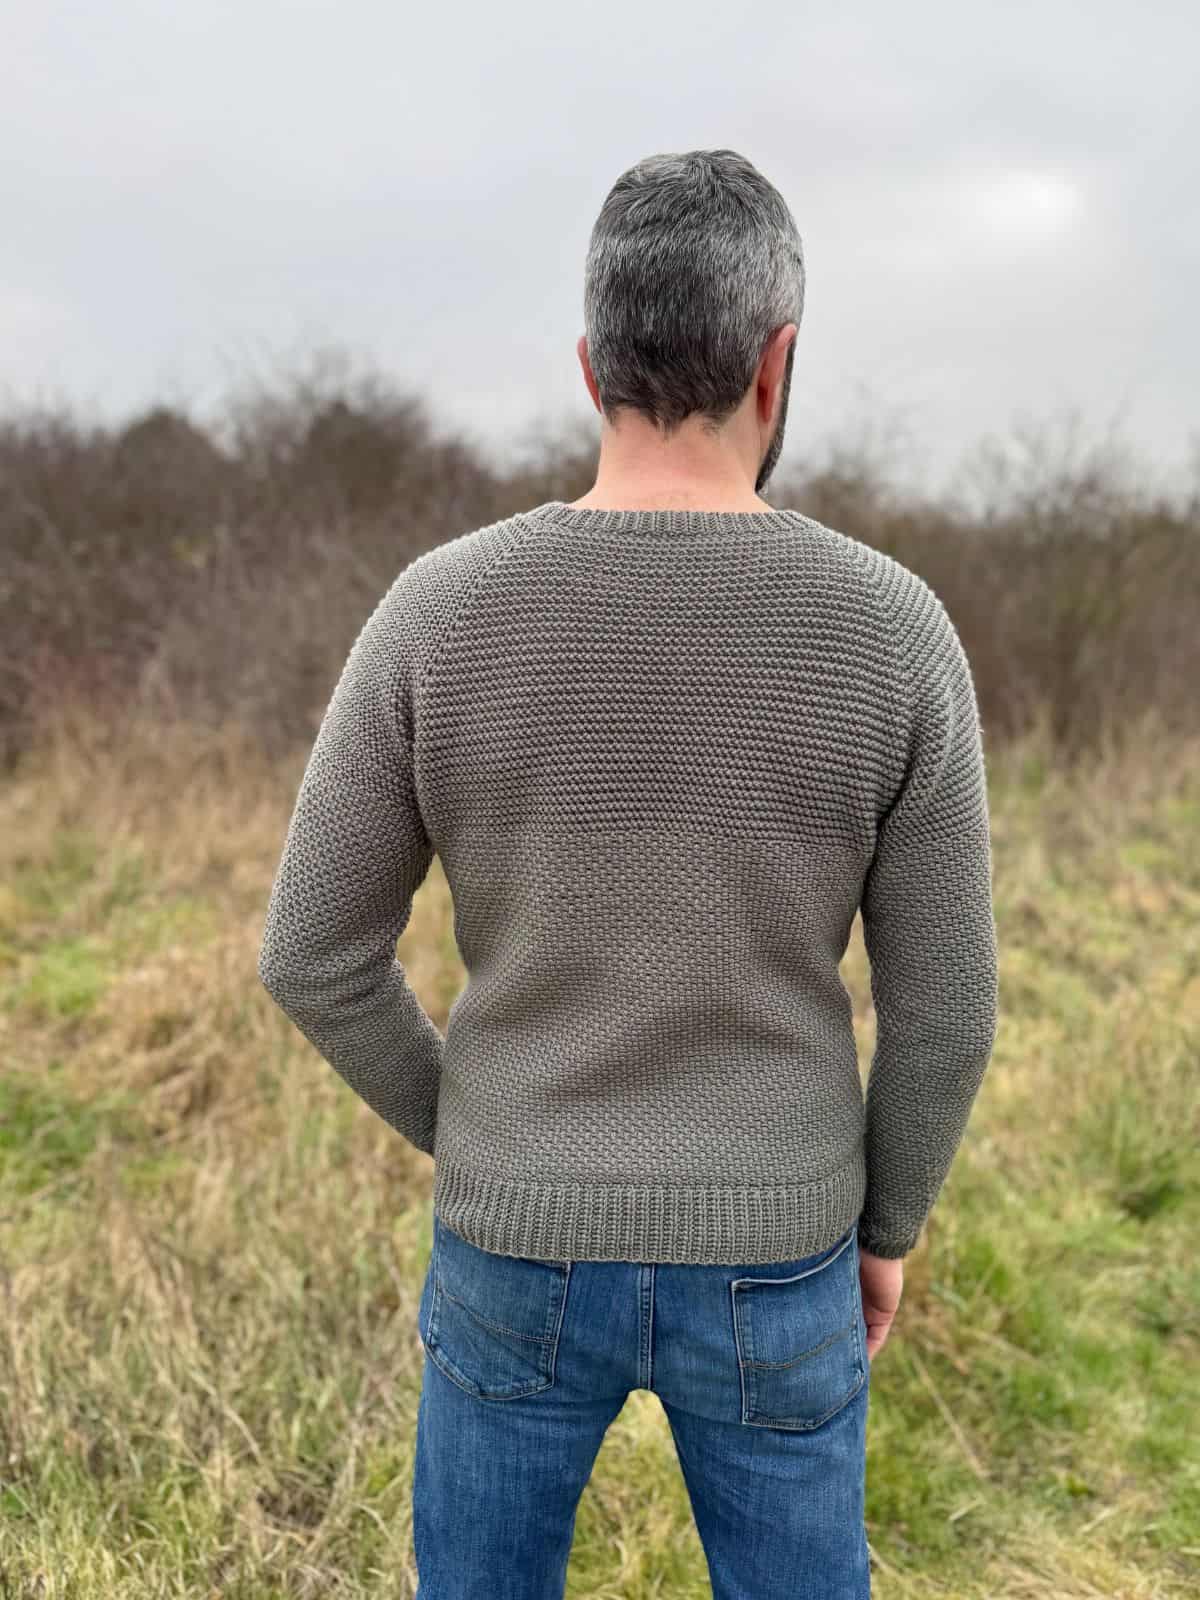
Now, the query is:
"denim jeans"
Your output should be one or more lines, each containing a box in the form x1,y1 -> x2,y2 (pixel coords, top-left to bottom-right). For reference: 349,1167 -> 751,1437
412,1209 -> 871,1599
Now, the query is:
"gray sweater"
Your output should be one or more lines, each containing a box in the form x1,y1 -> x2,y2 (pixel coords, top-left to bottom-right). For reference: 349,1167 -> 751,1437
258,500 -> 999,1264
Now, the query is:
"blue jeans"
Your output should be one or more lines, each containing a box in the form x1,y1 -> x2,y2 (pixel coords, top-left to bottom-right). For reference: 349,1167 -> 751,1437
413,1210 -> 871,1599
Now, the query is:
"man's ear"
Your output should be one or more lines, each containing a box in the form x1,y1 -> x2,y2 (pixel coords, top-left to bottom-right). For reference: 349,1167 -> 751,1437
760,324 -> 797,425
577,334 -> 602,414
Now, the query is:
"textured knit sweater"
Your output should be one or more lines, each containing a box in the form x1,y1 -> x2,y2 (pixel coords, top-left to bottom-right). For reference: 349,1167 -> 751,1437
257,499 -> 999,1264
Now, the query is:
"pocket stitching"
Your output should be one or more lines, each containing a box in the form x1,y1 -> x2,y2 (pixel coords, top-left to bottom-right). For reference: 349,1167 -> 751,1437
739,1316 -> 857,1371
424,1246 -> 571,1402
730,1230 -> 866,1430
437,1282 -> 562,1344
743,1357 -> 865,1432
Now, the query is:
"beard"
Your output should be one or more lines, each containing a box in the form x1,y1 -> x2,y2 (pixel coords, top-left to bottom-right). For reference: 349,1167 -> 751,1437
755,337 -> 796,497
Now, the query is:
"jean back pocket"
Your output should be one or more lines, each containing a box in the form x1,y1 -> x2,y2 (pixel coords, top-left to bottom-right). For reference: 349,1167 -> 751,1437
420,1215 -> 572,1401
730,1226 -> 866,1430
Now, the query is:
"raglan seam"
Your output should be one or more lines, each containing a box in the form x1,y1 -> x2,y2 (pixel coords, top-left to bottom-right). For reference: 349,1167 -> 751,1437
412,512 -> 548,706
837,535 -> 931,833
362,513 -> 545,763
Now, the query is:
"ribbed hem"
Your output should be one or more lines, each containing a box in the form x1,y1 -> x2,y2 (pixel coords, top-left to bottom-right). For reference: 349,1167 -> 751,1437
528,499 -> 815,539
432,1148 -> 867,1265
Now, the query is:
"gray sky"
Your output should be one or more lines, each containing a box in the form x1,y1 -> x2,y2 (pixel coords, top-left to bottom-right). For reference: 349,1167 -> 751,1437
5,0 -> 1198,504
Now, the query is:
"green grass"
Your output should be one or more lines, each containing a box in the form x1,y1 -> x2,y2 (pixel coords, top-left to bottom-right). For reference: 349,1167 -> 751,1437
0,722 -> 1197,1597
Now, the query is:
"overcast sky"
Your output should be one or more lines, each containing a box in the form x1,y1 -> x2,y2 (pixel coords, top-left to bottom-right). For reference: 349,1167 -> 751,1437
5,0 -> 1197,504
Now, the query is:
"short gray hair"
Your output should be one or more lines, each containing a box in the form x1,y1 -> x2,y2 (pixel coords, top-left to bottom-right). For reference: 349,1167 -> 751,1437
582,149 -> 805,436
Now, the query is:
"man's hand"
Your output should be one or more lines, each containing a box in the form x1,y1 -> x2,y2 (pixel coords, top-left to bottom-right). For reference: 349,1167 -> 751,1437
858,1248 -> 903,1360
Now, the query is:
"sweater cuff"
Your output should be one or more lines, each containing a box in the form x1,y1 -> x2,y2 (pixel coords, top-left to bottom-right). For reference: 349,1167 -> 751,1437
856,1221 -> 919,1259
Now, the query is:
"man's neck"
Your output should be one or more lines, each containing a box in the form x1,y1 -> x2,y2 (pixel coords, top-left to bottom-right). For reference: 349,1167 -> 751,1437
567,485 -> 775,515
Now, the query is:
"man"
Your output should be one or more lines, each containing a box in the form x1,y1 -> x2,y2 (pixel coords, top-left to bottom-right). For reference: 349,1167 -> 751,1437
258,148 -> 999,1599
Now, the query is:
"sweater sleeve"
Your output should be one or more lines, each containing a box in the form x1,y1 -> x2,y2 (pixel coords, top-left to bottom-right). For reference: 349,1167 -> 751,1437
256,570 -> 443,1157
856,590 -> 999,1258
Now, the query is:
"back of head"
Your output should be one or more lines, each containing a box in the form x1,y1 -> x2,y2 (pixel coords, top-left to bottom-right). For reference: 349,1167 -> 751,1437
583,149 -> 806,437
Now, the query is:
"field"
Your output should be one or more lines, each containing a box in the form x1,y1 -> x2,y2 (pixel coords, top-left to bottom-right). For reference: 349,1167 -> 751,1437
2,699 -> 1197,1599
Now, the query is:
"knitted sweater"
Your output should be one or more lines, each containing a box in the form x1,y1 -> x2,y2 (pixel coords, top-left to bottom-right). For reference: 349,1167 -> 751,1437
257,500 -> 999,1264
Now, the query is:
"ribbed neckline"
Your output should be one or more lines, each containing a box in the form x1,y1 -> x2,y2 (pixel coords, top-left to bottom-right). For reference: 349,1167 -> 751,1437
528,499 -> 813,537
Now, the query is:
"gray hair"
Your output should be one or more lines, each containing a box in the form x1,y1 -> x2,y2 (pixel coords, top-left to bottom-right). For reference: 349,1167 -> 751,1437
582,149 -> 805,436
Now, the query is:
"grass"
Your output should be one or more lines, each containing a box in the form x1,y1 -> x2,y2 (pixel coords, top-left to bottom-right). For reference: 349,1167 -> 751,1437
0,704 -> 1197,1598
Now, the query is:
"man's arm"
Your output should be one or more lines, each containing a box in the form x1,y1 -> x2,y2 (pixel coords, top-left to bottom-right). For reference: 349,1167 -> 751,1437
257,570 -> 443,1157
857,590 -> 999,1259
